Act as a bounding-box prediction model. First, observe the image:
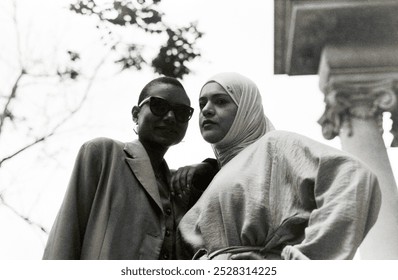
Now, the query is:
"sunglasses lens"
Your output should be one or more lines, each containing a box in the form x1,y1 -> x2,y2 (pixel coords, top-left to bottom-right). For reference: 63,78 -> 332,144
149,97 -> 193,123
150,97 -> 170,116
174,106 -> 193,123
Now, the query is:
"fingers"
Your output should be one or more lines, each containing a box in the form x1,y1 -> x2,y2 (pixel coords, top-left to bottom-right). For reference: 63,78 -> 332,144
171,166 -> 193,197
184,167 -> 196,189
178,167 -> 189,195
170,170 -> 177,197
170,168 -> 181,197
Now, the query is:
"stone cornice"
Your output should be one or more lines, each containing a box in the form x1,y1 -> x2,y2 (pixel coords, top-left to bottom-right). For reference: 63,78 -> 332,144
274,0 -> 398,75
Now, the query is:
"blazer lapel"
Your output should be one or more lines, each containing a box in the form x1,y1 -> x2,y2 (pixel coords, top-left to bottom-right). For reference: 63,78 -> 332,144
124,140 -> 163,212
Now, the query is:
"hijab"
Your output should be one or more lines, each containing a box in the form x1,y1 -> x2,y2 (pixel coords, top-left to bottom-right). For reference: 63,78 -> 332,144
202,72 -> 274,167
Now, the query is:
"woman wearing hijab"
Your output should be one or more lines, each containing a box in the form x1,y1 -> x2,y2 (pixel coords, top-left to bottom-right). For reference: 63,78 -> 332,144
175,72 -> 381,260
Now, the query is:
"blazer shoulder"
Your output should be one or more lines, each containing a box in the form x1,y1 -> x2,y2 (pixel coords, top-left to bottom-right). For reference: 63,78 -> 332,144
80,137 -> 125,154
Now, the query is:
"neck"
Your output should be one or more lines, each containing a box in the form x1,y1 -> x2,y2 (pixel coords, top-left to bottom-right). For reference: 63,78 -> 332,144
212,141 -> 247,168
140,140 -> 168,172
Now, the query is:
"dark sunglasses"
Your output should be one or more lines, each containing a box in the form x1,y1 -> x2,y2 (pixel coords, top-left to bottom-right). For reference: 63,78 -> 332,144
138,96 -> 194,123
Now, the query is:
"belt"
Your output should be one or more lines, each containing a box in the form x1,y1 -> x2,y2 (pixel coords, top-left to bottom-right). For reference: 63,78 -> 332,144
192,246 -> 282,260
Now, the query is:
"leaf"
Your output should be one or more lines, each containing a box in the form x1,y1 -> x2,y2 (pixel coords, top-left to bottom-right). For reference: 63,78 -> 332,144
151,24 -> 202,78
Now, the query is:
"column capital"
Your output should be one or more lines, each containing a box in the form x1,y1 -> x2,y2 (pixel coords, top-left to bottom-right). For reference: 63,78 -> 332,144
318,76 -> 398,142
318,45 -> 398,145
391,107 -> 398,147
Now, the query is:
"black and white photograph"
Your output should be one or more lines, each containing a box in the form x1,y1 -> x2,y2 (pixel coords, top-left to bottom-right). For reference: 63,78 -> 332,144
1,0 -> 398,277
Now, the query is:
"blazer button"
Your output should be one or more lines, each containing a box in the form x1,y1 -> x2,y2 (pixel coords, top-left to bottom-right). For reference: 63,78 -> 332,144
165,208 -> 172,215
165,229 -> 171,237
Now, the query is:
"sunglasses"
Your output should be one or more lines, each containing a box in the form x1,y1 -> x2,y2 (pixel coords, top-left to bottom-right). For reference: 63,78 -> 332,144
138,96 -> 194,123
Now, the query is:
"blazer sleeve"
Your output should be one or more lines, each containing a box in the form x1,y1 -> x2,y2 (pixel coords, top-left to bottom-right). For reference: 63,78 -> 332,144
277,134 -> 382,260
43,141 -> 102,259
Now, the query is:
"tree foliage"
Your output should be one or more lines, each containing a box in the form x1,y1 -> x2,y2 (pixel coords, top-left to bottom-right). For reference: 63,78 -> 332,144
70,0 -> 203,78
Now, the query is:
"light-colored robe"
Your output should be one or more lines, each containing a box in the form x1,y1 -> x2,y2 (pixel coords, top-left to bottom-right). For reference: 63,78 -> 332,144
177,130 -> 381,260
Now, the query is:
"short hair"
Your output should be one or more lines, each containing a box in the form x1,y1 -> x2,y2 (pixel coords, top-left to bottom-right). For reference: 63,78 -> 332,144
138,76 -> 186,104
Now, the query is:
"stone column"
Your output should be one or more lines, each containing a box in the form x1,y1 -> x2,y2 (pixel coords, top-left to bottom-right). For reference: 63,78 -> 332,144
318,45 -> 398,259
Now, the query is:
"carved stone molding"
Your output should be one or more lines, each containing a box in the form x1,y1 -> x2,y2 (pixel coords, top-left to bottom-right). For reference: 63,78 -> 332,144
391,107 -> 398,147
318,78 -> 398,142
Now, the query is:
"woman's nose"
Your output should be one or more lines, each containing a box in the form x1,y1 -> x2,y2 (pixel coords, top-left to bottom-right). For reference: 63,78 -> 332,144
202,103 -> 214,117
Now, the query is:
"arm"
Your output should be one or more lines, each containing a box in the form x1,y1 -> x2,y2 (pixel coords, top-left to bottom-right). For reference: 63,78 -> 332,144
171,158 -> 219,207
279,134 -> 381,259
231,133 -> 381,260
42,141 -> 102,259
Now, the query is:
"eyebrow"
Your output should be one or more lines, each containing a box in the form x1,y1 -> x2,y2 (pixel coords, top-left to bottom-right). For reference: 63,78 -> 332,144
199,93 -> 230,100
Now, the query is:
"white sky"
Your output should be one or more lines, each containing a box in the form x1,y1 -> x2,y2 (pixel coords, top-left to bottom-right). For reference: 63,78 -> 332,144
0,0 -> 397,260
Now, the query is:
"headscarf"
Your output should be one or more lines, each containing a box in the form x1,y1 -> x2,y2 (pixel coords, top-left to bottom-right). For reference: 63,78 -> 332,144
202,72 -> 274,167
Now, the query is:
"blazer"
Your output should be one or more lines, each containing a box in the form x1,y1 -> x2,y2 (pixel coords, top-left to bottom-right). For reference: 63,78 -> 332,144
43,137 -> 187,259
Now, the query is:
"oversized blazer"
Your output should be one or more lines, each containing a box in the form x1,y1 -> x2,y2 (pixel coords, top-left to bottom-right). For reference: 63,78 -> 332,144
43,137 -> 187,259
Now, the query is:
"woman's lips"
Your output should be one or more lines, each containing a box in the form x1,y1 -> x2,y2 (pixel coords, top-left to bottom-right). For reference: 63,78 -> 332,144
202,119 -> 217,128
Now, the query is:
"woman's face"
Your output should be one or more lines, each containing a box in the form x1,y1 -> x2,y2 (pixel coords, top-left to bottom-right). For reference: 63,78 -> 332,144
135,83 -> 190,148
199,82 -> 238,143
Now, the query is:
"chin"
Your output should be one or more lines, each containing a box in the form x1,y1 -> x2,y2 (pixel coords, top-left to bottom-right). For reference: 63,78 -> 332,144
159,136 -> 184,147
201,132 -> 220,144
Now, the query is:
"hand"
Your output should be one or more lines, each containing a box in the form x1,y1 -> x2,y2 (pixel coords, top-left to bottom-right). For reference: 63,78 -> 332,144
171,161 -> 218,207
230,252 -> 264,260
171,163 -> 204,198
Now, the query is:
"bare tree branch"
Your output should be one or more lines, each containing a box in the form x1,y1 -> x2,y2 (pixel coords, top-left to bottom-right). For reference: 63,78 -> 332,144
0,43 -> 115,168
0,69 -> 25,136
0,193 -> 48,234
0,132 -> 54,167
0,44 -> 115,236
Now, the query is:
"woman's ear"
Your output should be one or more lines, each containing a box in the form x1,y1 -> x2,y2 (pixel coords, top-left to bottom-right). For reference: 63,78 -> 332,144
132,106 -> 140,124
